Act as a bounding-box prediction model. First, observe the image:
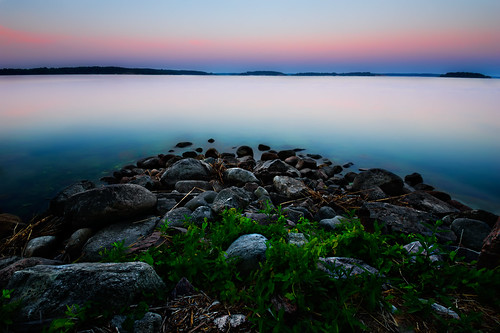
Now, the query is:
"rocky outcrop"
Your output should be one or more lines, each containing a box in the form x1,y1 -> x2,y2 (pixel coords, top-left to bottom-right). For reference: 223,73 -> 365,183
6,262 -> 165,322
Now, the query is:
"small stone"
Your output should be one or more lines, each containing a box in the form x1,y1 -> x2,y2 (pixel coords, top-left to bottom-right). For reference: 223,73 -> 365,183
258,144 -> 271,151
175,141 -> 192,148
24,236 -> 57,258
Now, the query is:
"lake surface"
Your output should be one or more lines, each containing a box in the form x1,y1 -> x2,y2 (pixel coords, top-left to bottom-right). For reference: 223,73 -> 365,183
1,75 -> 499,218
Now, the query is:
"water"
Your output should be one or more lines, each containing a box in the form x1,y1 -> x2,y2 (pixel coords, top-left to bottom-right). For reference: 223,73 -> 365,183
1,75 -> 499,219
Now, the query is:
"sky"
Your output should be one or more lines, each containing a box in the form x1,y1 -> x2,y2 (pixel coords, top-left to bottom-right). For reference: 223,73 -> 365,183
1,0 -> 500,75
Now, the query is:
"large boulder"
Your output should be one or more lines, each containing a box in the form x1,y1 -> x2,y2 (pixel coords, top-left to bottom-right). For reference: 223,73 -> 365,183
160,158 -> 212,188
351,168 -> 404,196
50,180 -> 95,214
400,191 -> 459,216
211,187 -> 253,214
7,262 -> 165,322
81,216 -> 159,262
359,202 -> 456,243
64,184 -> 157,229
273,176 -> 309,199
225,234 -> 268,273
0,257 -> 61,289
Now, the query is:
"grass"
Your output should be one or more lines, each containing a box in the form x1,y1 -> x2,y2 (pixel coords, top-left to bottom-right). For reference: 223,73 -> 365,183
5,206 -> 499,332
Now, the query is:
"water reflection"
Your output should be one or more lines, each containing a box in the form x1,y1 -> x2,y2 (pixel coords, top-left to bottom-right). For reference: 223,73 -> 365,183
0,75 -> 499,217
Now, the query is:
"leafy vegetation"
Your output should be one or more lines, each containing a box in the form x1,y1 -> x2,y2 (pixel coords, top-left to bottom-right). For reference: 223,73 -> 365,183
41,206 -> 499,332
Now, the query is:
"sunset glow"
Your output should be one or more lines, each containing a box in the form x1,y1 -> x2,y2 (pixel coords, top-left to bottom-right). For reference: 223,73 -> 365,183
1,1 -> 499,74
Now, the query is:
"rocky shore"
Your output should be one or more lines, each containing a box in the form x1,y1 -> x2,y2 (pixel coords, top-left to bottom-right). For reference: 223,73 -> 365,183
0,141 -> 499,332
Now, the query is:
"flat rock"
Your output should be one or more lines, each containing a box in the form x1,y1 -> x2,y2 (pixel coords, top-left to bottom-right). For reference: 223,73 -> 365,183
400,191 -> 459,216
7,262 -> 165,322
359,202 -> 456,243
175,180 -> 212,193
64,184 -> 157,229
81,216 -> 159,262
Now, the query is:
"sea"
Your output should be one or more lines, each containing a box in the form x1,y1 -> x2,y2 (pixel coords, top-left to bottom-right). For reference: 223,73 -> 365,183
1,75 -> 499,219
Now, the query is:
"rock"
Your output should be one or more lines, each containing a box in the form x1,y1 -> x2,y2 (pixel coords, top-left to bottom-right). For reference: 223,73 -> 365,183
191,206 -> 214,225
182,151 -> 198,158
478,217 -> 500,269
451,218 -> 491,251
254,186 -> 270,199
160,158 -> 212,188
321,165 -> 343,177
175,180 -> 212,193
137,156 -> 162,169
134,312 -> 162,333
159,207 -> 193,228
284,208 -> 305,223
49,180 -> 95,214
0,257 -> 61,289
184,191 -> 217,211
258,144 -> 271,151
307,153 -> 322,159
254,159 -> 301,183
23,236 -> 57,258
277,149 -> 296,160
273,176 -> 309,199
359,202 -> 456,243
261,151 -> 279,161
296,158 -> 317,170
236,145 -> 254,158
7,262 -> 165,322
318,257 -> 380,279
205,147 -> 219,158
288,233 -> 308,247
225,167 -> 260,186
175,141 -> 192,148
237,155 -> 257,170
64,184 -> 157,229
364,186 -> 388,201
403,241 -> 442,262
314,206 -> 338,221
208,138 -> 215,143
129,175 -> 155,189
156,198 -> 178,215
404,172 -> 423,186
225,233 -> 268,273
400,191 -> 459,216
0,213 -> 25,239
81,216 -> 159,262
214,314 -> 247,331
319,216 -> 346,231
351,168 -> 404,196
211,187 -> 253,214
170,277 -> 196,298
343,162 -> 354,168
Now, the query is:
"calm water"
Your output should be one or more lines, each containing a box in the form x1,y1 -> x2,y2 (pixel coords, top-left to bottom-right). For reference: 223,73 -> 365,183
1,75 -> 499,218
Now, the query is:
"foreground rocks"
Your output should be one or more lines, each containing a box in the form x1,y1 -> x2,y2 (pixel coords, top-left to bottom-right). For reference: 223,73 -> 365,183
1,141 -> 498,331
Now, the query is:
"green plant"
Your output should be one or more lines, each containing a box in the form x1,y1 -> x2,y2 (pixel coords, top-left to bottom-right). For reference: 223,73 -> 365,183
99,239 -> 129,262
1,289 -> 21,328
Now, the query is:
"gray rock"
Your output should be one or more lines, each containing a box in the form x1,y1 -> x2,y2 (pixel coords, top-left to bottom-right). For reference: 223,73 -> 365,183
160,158 -> 212,187
254,159 -> 300,183
156,198 -> 178,215
175,180 -> 212,193
50,180 -> 95,214
284,207 -> 305,223
359,202 -> 456,243
254,186 -> 270,199
273,175 -> 309,199
351,168 -> 404,196
134,312 -> 162,333
214,314 -> 247,331
184,191 -> 217,211
364,186 -> 388,201
211,187 -> 253,214
7,262 -> 165,322
288,233 -> 308,247
191,206 -> 214,225
159,207 -> 193,228
81,216 -> 159,262
137,156 -> 162,169
225,234 -> 268,273
225,167 -> 260,186
314,206 -> 338,222
64,184 -> 157,229
451,218 -> 491,251
23,236 -> 57,258
319,216 -> 346,231
0,257 -> 61,289
236,145 -> 254,158
129,175 -> 155,189
64,228 -> 93,258
318,257 -> 380,279
400,191 -> 459,216
403,241 -> 442,263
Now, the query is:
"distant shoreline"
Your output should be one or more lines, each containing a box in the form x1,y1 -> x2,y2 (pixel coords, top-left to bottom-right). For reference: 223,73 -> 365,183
0,66 -> 493,78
